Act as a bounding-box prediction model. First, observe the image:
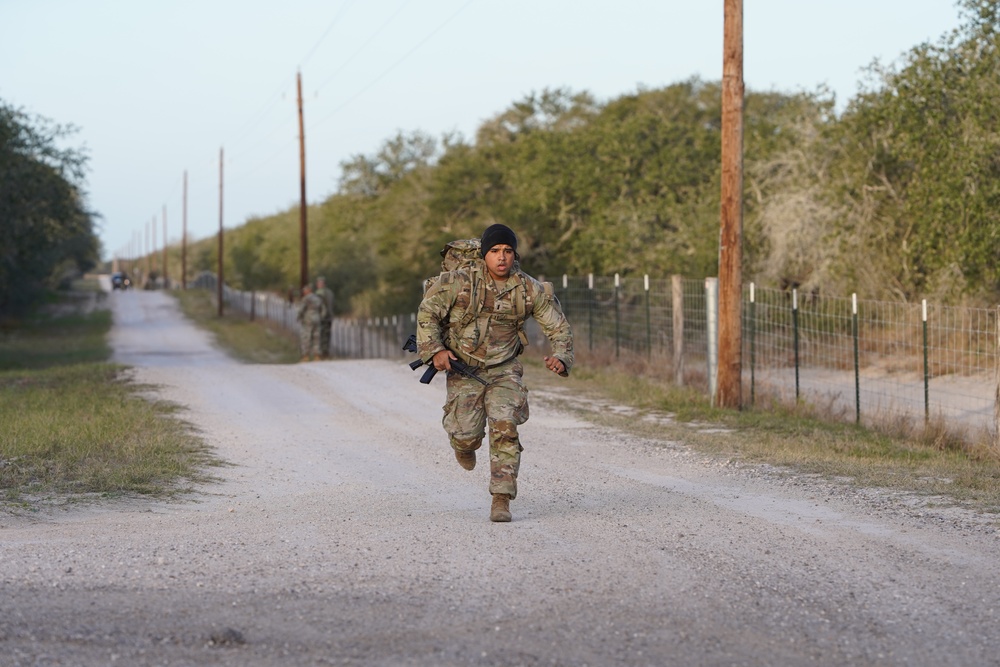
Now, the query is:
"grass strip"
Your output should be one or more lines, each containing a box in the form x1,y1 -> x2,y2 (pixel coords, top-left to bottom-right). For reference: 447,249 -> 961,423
0,282 -> 221,508
1,363 -> 218,503
171,289 -> 300,364
524,358 -> 1000,514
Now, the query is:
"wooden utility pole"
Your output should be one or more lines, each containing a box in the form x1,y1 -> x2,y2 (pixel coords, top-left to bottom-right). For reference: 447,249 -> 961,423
297,70 -> 309,290
162,205 -> 168,287
151,216 -> 157,278
182,170 -> 188,290
218,147 -> 225,317
717,0 -> 745,409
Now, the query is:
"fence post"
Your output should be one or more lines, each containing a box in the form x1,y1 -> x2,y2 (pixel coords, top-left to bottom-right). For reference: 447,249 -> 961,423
749,282 -> 756,407
379,317 -> 385,358
923,300 -> 929,424
562,275 -> 568,320
995,307 -> 1000,452
588,273 -> 594,352
706,277 -> 719,404
644,275 -> 651,358
793,288 -> 800,401
852,293 -> 860,424
672,275 -> 684,386
393,315 -> 399,359
614,273 -> 621,359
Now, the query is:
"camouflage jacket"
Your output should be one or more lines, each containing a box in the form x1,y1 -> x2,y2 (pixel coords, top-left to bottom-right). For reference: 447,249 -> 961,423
296,292 -> 328,325
416,259 -> 574,375
314,287 -> 334,320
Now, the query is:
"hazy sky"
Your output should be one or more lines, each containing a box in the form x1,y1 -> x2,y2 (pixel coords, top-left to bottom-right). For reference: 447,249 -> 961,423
1,1 -> 966,262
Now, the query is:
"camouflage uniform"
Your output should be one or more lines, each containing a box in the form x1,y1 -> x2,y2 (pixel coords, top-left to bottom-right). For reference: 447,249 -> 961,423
297,291 -> 328,359
315,279 -> 334,358
416,259 -> 573,499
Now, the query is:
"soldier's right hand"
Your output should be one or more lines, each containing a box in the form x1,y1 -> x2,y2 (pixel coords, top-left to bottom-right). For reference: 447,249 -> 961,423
432,349 -> 456,372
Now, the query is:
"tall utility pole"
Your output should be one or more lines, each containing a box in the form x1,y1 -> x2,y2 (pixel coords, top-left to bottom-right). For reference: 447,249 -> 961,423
162,205 -> 168,287
297,70 -> 309,290
151,216 -> 157,277
717,0 -> 745,409
218,147 -> 225,317
182,170 -> 188,290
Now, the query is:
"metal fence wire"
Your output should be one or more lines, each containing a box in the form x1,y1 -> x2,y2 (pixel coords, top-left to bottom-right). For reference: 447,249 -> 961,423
193,272 -> 999,437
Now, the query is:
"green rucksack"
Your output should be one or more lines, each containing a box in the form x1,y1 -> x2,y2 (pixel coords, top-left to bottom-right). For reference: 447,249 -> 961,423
422,238 -> 486,294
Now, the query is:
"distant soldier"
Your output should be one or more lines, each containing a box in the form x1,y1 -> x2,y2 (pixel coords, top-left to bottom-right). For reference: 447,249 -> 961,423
315,276 -> 334,359
296,284 -> 328,362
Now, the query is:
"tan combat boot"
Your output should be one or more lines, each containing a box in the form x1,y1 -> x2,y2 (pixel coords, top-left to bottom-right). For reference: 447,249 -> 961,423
490,493 -> 512,522
455,449 -> 476,471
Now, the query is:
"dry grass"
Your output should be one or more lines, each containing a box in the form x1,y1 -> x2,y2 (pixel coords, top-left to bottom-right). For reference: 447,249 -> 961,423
522,346 -> 1000,515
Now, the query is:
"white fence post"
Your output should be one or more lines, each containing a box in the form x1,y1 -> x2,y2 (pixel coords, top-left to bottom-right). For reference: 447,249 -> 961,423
705,277 -> 719,405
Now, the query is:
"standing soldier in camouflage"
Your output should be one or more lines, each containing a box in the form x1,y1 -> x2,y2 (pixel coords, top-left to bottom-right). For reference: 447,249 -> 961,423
417,223 -> 573,522
315,276 -> 334,359
296,284 -> 328,362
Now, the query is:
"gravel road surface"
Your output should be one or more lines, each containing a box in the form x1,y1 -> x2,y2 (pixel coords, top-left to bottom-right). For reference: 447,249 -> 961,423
2,288 -> 999,667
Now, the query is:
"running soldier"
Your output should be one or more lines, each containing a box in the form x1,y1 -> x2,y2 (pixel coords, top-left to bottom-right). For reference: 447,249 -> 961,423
416,223 -> 574,522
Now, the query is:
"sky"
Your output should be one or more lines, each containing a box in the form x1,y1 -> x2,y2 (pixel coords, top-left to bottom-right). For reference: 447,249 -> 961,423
1,0 -> 967,263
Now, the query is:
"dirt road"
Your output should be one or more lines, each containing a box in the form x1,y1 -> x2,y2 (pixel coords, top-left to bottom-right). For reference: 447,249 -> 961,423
2,289 -> 999,666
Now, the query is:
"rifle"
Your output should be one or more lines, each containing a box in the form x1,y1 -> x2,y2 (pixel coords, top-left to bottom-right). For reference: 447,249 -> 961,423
402,334 -> 488,386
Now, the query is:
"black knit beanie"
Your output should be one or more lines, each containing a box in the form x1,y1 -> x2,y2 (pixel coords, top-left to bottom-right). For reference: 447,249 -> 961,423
480,223 -> 518,257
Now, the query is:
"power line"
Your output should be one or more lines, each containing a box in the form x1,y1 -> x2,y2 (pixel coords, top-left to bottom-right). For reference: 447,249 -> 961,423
223,81 -> 293,155
312,0 -> 413,95
223,0 -> 355,161
299,0 -> 358,69
310,0 -> 475,132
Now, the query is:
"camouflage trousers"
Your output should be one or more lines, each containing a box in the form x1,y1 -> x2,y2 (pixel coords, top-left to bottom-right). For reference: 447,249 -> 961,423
299,321 -> 321,357
443,358 -> 528,498
319,319 -> 332,357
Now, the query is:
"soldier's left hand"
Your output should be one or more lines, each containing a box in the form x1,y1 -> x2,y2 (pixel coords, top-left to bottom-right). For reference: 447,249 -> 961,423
544,356 -> 565,375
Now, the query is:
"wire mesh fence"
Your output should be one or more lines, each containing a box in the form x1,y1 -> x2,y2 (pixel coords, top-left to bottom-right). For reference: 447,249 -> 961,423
188,272 -> 999,437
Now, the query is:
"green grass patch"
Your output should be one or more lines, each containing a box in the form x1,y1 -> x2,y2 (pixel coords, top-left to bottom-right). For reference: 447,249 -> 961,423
172,289 -> 300,364
0,283 -> 221,508
1,364 -> 218,503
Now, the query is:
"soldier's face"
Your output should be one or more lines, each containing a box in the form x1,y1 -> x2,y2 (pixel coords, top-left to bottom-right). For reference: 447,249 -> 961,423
484,245 -> 515,280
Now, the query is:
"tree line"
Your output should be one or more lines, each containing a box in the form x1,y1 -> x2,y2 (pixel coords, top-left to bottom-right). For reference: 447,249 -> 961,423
0,103 -> 100,317
7,5 -> 995,323
179,0 -> 1000,316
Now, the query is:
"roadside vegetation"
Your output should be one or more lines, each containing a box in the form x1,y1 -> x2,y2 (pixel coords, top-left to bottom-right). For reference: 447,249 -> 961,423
0,102 -> 100,318
171,289 -> 299,364
0,280 -> 220,510
523,352 -> 1000,515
